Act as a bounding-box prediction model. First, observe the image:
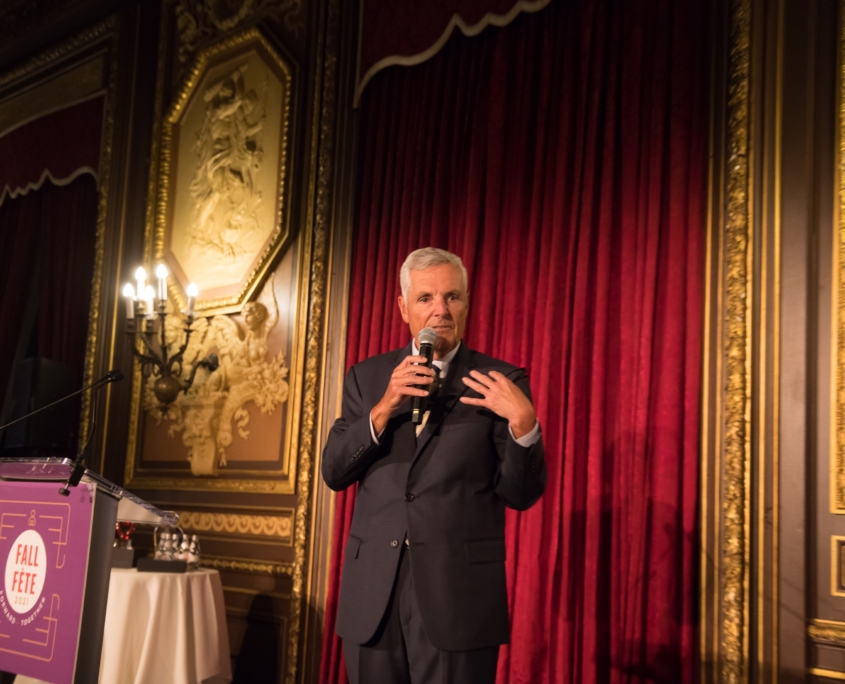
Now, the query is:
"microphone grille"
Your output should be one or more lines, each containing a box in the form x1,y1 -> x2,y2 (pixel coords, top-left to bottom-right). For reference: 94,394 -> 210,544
418,327 -> 438,346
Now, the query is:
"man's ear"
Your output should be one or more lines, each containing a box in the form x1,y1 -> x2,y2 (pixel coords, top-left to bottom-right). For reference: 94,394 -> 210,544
398,295 -> 410,323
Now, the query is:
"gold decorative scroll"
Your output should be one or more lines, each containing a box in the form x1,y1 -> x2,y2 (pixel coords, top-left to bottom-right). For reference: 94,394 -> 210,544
175,0 -> 305,66
177,511 -> 293,542
200,553 -> 294,576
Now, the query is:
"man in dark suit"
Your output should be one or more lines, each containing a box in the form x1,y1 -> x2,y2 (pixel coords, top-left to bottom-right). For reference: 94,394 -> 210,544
322,248 -> 546,683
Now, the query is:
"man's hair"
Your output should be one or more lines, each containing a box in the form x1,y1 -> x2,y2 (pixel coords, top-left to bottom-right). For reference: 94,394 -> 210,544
399,248 -> 468,299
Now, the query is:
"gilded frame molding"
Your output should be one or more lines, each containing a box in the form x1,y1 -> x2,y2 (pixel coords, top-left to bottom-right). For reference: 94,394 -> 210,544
833,0 -> 845,514
154,26 -> 293,316
702,0 -> 753,682
721,1 -> 753,681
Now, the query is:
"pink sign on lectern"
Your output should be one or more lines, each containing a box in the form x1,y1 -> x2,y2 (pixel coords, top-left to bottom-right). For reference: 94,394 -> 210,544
0,480 -> 94,683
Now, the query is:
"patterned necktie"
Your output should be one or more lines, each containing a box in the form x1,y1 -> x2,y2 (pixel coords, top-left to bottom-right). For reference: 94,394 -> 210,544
415,366 -> 442,437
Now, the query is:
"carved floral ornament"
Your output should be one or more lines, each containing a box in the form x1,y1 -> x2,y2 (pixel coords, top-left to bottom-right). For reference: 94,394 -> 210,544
144,273 -> 290,476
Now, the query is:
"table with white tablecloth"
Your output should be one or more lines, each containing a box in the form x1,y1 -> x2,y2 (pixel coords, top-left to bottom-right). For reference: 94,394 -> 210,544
16,566 -> 232,684
98,567 -> 232,684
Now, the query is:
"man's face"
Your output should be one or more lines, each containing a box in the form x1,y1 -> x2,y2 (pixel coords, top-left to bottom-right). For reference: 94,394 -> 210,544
398,263 -> 468,359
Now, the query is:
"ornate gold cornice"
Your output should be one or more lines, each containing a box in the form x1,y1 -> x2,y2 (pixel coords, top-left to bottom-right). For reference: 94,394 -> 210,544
0,16 -> 115,91
721,0 -> 752,682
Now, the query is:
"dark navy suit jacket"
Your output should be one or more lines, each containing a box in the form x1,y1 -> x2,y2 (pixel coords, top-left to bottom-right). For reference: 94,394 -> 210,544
321,342 -> 546,651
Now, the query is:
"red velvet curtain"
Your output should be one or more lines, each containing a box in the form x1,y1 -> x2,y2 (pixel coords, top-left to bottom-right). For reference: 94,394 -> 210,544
0,175 -> 99,410
321,0 -> 707,681
36,175 -> 99,368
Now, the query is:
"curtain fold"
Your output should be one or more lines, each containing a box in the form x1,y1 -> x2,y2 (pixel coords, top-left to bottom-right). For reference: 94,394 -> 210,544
0,194 -> 39,404
321,0 -> 707,681
37,174 -> 99,368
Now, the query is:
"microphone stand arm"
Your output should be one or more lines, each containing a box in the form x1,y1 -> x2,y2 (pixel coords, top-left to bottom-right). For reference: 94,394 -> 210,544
0,375 -> 113,435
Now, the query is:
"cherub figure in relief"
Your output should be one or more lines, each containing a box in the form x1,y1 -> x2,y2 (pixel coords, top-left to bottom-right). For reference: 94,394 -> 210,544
143,273 -> 289,476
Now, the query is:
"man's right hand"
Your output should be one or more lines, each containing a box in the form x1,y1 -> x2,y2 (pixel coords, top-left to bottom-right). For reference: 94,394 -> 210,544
370,355 -> 435,434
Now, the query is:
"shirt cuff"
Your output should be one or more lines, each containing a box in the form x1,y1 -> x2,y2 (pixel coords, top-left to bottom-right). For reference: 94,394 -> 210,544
369,413 -> 385,445
509,420 -> 540,447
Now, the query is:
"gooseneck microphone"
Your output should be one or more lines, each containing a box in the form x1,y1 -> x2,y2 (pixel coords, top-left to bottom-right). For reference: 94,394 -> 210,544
0,369 -> 124,496
0,369 -> 124,436
411,327 -> 438,425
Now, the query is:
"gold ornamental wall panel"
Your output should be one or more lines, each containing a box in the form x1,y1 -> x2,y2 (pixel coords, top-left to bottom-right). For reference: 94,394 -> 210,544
156,27 -> 293,316
124,25 -> 306,496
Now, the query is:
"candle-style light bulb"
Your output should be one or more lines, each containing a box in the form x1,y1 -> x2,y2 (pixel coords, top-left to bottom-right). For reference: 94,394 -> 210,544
122,283 -> 135,320
186,283 -> 198,316
135,267 -> 147,300
144,285 -> 155,316
155,264 -> 168,303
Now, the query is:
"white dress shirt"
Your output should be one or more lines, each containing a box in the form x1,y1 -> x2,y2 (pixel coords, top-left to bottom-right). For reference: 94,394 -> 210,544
369,341 -> 541,446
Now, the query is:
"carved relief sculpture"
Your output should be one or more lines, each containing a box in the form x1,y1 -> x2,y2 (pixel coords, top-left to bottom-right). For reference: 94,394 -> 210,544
189,62 -> 267,261
155,28 -> 293,316
144,273 -> 290,475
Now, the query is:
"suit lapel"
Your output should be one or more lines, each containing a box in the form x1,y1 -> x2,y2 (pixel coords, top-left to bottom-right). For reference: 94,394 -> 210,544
413,344 -> 477,459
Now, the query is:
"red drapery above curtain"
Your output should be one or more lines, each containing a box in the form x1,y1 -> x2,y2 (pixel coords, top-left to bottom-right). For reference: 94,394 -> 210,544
355,0 -> 550,104
0,96 -> 103,205
323,0 -> 707,682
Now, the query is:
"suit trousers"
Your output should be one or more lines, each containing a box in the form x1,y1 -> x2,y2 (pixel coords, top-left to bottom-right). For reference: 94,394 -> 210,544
343,546 -> 500,684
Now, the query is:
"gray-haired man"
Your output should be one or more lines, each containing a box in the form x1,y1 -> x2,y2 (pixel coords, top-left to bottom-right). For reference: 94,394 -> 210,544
322,247 -> 546,683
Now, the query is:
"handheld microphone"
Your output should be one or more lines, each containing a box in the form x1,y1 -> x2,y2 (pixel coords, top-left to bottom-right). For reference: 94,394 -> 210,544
411,328 -> 438,425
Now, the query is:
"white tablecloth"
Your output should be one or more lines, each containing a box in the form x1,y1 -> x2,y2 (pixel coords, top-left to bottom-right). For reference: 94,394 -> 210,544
16,567 -> 232,684
98,567 -> 231,684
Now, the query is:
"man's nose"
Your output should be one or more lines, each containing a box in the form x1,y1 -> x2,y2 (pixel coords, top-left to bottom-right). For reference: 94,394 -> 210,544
431,295 -> 449,316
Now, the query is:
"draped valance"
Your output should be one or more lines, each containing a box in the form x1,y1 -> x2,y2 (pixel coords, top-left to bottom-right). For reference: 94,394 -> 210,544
355,0 -> 551,105
0,94 -> 103,207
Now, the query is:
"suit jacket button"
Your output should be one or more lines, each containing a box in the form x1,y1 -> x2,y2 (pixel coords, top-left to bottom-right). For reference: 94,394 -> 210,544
404,493 -> 415,502
391,539 -> 399,547
351,454 -> 359,462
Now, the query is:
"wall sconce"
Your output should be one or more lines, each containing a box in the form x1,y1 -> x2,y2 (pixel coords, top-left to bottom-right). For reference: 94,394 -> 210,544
122,265 -> 218,409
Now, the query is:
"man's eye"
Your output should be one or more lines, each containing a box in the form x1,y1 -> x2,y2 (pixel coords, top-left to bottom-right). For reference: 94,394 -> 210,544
418,297 -> 428,303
